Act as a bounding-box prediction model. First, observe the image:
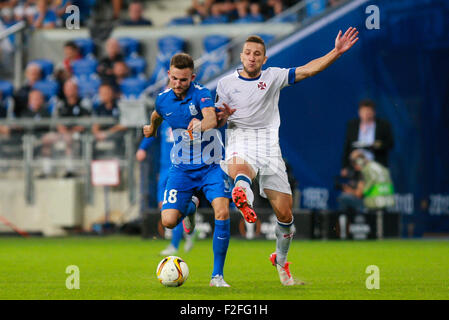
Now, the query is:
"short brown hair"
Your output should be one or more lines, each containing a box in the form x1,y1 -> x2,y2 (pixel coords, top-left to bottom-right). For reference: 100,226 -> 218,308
245,35 -> 266,55
358,99 -> 376,110
170,53 -> 194,70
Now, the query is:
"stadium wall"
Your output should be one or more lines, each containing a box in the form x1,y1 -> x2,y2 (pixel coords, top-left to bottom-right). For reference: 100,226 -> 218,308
208,0 -> 449,235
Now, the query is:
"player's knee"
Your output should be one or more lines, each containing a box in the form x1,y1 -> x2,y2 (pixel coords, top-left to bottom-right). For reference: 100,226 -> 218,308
161,215 -> 177,229
214,207 -> 229,220
276,208 -> 293,224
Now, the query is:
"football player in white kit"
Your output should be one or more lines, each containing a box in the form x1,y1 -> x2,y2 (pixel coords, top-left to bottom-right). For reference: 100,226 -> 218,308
216,27 -> 359,285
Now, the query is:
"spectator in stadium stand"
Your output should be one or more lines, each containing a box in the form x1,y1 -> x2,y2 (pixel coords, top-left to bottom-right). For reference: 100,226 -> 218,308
121,0 -> 152,26
50,0 -> 72,23
190,0 -> 215,18
13,0 -> 38,24
0,90 -> 10,137
110,60 -> 129,90
21,89 -> 50,120
13,62 -> 42,117
32,0 -> 58,29
56,79 -> 91,177
20,89 -> 58,177
53,40 -> 82,99
91,83 -> 127,156
340,99 -> 394,178
234,1 -> 264,23
97,38 -> 125,83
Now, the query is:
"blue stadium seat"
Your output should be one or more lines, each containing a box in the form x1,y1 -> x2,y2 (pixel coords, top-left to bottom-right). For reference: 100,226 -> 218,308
0,80 -> 13,98
29,59 -> 54,79
234,15 -> 264,24
76,76 -> 101,99
201,15 -> 229,25
73,38 -> 95,58
71,58 -> 98,79
148,36 -> 185,89
119,77 -> 147,99
306,0 -> 327,17
271,12 -> 298,23
32,80 -> 59,114
32,80 -> 59,100
167,16 -> 195,26
125,56 -> 147,77
196,35 -> 230,83
0,80 -> 14,116
118,37 -> 141,58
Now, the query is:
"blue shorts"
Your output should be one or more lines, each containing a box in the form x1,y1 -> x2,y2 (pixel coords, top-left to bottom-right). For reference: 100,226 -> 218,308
161,164 -> 231,215
157,168 -> 170,204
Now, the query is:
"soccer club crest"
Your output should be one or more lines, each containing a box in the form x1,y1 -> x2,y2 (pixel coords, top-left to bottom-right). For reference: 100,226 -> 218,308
189,103 -> 198,116
258,81 -> 267,90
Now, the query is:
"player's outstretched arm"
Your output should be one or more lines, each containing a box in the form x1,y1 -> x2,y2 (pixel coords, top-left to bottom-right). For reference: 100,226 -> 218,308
143,110 -> 163,138
294,27 -> 359,83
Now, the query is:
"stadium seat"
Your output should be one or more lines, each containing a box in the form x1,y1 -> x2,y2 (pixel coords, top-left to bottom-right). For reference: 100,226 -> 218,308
0,80 -> 14,117
32,80 -> 60,114
200,15 -> 229,25
29,59 -> 54,79
71,58 -> 98,79
306,0 -> 327,17
73,38 -> 96,58
167,16 -> 195,26
0,80 -> 13,98
147,36 -> 185,92
118,37 -> 141,58
125,56 -> 147,78
119,77 -> 147,99
76,76 -> 101,99
234,15 -> 264,24
196,35 -> 230,83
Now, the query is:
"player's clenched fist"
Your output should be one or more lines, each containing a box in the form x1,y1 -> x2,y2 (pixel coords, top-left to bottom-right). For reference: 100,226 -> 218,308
143,125 -> 156,138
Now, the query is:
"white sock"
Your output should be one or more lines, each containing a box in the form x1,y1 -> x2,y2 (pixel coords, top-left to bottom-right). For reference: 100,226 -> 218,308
234,174 -> 254,206
275,218 -> 294,267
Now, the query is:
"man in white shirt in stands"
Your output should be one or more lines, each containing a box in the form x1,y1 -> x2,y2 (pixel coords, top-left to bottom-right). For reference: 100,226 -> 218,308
216,27 -> 359,285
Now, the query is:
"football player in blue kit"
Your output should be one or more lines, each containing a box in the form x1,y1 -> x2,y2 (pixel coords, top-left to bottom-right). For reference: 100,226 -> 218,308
136,121 -> 197,256
143,53 -> 232,287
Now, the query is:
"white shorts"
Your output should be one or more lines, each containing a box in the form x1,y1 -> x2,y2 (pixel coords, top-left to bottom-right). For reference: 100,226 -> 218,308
221,128 -> 292,198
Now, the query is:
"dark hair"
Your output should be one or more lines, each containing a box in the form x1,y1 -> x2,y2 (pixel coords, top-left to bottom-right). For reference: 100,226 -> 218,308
64,41 -> 79,51
170,53 -> 194,70
245,35 -> 266,55
358,99 -> 376,110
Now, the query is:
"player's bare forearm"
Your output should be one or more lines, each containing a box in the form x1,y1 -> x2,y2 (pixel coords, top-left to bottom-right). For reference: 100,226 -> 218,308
143,110 -> 162,137
200,107 -> 218,131
294,48 -> 341,82
295,27 -> 359,82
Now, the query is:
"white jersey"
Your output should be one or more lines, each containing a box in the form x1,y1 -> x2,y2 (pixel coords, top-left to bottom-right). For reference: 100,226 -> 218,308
217,67 -> 295,196
216,67 -> 295,130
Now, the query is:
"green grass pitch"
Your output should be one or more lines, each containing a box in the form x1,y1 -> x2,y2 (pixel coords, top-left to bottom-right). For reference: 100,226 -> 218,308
0,236 -> 448,300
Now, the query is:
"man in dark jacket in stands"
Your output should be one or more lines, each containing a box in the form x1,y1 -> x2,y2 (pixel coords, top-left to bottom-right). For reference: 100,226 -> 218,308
341,99 -> 394,177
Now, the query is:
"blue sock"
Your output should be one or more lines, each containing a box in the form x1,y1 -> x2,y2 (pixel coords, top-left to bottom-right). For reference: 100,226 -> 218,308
184,200 -> 196,217
171,222 -> 183,249
212,219 -> 230,277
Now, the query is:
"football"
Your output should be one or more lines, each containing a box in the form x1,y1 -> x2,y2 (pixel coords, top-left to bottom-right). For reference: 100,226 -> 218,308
156,256 -> 189,287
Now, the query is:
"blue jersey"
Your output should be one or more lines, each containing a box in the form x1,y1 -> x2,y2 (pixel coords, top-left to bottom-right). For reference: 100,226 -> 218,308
155,82 -> 222,170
